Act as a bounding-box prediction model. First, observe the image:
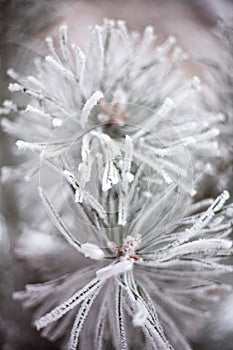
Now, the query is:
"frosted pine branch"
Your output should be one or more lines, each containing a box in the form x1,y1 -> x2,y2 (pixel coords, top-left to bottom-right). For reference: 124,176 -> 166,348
1,20 -> 225,196
13,190 -> 233,349
1,16 -> 232,350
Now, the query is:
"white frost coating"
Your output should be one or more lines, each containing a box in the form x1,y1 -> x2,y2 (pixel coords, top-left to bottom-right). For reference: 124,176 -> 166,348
3,100 -> 17,110
59,24 -> 69,61
7,68 -> 19,80
158,239 -> 232,262
157,97 -> 175,117
132,98 -> 175,140
214,190 -> 230,211
81,133 -> 91,163
26,104 -> 63,128
69,287 -> 101,349
84,192 -> 108,224
94,25 -> 104,70
72,44 -> 86,82
100,134 -> 121,160
16,140 -> 44,152
45,55 -> 75,81
80,243 -> 105,260
75,134 -> 93,199
64,151 -> 91,203
63,170 -> 83,202
63,170 -> 76,187
0,100 -> 17,115
45,36 -> 60,62
96,260 -> 133,281
133,301 -> 149,327
115,285 -> 128,350
156,35 -> 177,56
8,83 -> 23,92
75,189 -> 84,204
102,160 -> 120,191
81,91 -> 104,126
113,89 -> 127,105
137,26 -> 155,55
123,135 -> 133,176
38,186 -> 81,251
34,278 -> 101,330
26,105 -> 50,118
117,20 -> 131,52
192,129 -> 220,143
190,190 -> 230,232
161,169 -> 173,184
100,135 -> 122,191
63,169 -> 108,223
127,172 -> 134,182
52,118 -> 63,127
27,76 -> 44,88
78,163 -> 90,188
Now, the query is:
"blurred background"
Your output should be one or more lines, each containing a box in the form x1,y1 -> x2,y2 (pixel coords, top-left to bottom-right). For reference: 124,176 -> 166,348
0,1 -> 233,349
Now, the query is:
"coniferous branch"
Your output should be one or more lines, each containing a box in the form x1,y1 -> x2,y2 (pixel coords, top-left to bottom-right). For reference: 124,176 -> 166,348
1,19 -> 233,350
